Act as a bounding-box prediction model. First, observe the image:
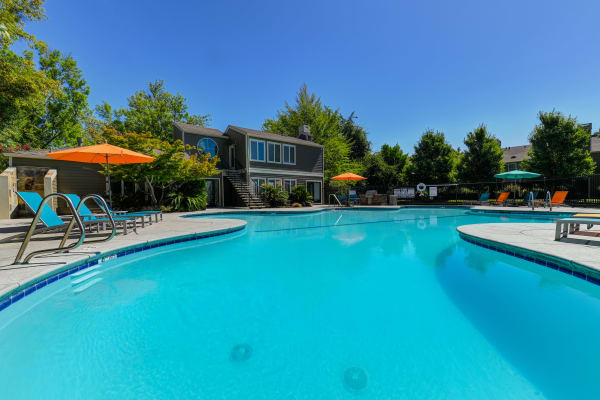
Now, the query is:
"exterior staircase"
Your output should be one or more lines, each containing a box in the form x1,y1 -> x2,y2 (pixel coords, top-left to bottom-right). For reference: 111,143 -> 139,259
224,171 -> 265,208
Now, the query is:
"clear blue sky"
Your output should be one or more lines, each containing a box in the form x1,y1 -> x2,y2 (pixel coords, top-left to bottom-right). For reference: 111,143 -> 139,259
25,0 -> 600,152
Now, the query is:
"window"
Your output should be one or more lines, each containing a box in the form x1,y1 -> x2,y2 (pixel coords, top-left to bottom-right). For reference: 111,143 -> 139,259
283,144 -> 296,165
267,142 -> 281,163
251,177 -> 266,194
250,139 -> 265,161
197,137 -> 219,157
283,179 -> 296,193
267,178 -> 282,187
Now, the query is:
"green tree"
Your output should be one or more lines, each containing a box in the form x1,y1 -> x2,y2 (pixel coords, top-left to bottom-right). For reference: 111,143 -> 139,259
0,47 -> 56,145
101,128 -> 219,206
363,144 -> 408,193
100,80 -> 210,141
263,84 -> 360,181
521,111 -> 595,177
0,1 -> 58,146
0,0 -> 46,47
409,130 -> 457,184
340,112 -> 371,159
458,124 -> 504,182
27,45 -> 91,147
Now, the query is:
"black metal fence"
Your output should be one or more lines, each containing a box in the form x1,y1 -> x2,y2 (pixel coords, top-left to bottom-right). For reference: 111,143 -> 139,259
328,174 -> 600,207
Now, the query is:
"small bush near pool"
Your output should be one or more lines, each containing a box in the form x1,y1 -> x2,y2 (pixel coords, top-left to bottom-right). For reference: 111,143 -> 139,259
289,185 -> 312,206
260,184 -> 288,207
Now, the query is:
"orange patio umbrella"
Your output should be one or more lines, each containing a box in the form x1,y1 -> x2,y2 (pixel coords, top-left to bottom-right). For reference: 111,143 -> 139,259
47,143 -> 154,204
331,172 -> 366,181
331,172 -> 366,205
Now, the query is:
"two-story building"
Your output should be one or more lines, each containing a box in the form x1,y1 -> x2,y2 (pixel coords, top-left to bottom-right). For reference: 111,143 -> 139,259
173,122 -> 324,207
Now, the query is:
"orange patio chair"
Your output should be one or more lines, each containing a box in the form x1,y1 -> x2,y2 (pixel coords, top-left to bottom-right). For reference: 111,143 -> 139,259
550,191 -> 568,206
535,190 -> 568,208
491,192 -> 510,206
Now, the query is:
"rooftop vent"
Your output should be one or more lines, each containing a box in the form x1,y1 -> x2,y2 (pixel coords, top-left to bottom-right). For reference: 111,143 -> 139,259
298,125 -> 313,142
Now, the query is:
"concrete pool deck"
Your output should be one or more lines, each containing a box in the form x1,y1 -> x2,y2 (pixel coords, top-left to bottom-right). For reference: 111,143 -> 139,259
457,222 -> 600,273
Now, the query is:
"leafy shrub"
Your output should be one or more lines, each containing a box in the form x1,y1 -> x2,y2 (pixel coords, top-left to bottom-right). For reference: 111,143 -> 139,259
167,179 -> 207,211
289,185 -> 312,206
260,184 -> 288,207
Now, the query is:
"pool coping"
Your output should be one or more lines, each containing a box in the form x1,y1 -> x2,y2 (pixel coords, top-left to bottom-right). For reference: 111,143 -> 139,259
0,224 -> 246,312
457,229 -> 600,286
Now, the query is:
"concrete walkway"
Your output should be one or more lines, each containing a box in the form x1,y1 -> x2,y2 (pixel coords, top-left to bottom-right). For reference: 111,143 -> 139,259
457,222 -> 600,273
0,212 -> 246,299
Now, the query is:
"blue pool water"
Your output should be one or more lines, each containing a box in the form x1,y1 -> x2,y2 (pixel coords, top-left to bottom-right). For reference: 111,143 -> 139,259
0,208 -> 599,399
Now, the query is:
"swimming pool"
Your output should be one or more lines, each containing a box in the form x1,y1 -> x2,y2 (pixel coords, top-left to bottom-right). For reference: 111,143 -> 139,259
0,208 -> 598,399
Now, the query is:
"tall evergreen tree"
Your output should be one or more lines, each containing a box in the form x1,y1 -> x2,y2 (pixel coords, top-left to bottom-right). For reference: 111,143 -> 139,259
458,124 -> 504,182
340,112 -> 371,160
263,84 -> 360,180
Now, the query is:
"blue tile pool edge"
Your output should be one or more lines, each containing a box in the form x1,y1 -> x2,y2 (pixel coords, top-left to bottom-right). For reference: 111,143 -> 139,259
458,230 -> 600,286
0,224 -> 246,313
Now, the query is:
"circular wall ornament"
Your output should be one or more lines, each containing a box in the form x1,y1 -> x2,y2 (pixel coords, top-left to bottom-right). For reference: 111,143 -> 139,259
416,183 -> 426,192
197,137 -> 219,158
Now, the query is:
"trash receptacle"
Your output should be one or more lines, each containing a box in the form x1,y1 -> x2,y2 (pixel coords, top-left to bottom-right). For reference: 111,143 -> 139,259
388,195 -> 397,205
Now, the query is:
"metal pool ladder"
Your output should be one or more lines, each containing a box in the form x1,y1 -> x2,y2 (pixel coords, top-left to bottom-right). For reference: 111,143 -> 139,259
329,194 -> 342,207
14,193 -> 86,264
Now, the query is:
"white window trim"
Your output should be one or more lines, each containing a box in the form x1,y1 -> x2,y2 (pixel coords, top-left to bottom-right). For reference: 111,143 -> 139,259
267,177 -> 282,187
251,177 -> 266,194
306,180 -> 323,203
282,144 -> 296,165
283,179 -> 297,193
266,141 -> 282,164
250,139 -> 265,162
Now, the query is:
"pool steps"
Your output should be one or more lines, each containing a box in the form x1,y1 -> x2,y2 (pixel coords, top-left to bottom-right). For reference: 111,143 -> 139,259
70,265 -> 101,278
71,270 -> 103,286
72,278 -> 103,294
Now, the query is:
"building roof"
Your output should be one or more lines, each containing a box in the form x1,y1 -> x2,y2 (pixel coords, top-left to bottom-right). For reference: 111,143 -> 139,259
502,145 -> 531,164
174,122 -> 224,138
226,125 -> 323,148
2,148 -> 71,160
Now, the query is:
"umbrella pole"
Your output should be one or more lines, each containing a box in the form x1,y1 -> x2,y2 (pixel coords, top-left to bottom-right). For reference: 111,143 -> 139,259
106,155 -> 112,206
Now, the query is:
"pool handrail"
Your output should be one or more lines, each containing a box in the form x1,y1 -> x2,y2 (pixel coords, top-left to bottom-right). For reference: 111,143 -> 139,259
14,193 -> 86,264
329,193 -> 343,207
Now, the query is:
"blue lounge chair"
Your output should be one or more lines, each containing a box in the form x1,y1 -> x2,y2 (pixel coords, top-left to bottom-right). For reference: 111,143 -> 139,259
4,192 -> 118,264
349,190 -> 360,204
64,194 -> 139,232
91,197 -> 162,223
467,192 -> 490,205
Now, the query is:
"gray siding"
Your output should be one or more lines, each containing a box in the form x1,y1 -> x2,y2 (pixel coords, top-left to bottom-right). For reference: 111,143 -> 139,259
11,157 -> 106,196
182,132 -> 229,170
226,129 -> 247,170
249,141 -> 324,174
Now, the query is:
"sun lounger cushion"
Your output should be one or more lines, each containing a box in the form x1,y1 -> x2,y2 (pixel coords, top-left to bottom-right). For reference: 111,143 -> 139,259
572,214 -> 600,219
17,192 -> 65,227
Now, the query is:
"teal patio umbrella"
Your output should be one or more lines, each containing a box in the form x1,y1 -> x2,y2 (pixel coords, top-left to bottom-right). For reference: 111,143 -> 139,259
494,170 -> 541,203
